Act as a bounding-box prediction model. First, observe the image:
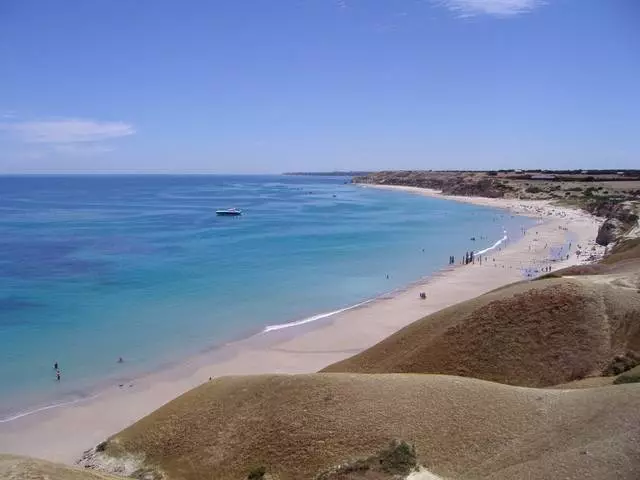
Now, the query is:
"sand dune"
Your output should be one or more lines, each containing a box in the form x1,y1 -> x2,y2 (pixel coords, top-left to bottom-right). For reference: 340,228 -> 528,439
83,373 -> 640,480
323,273 -> 640,387
0,454 -> 120,479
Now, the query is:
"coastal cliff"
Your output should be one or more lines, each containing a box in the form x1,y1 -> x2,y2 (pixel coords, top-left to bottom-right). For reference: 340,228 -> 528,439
354,170 -> 640,247
353,171 -> 513,198
593,201 -> 640,246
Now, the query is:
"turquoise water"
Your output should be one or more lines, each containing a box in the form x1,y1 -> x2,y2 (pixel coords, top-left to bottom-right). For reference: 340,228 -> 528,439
0,175 -> 534,418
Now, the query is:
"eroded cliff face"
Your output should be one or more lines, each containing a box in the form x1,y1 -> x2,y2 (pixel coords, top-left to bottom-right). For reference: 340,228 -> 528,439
594,202 -> 639,246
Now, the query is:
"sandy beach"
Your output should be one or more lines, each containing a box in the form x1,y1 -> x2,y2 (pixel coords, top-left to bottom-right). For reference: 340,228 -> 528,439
0,186 -> 604,465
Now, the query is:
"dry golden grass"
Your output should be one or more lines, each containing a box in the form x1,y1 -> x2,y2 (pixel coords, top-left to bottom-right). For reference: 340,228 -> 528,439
96,373 -> 640,480
601,238 -> 640,266
0,454 -> 121,480
535,263 -> 611,279
323,277 -> 640,387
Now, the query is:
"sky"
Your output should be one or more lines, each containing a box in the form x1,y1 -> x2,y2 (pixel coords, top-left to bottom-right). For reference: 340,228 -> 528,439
0,0 -> 638,173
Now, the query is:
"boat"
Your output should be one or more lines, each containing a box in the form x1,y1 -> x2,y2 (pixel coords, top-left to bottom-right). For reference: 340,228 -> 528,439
216,208 -> 242,216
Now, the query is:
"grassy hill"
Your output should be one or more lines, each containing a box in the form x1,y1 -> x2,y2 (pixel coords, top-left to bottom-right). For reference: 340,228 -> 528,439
70,229 -> 640,480
85,373 -> 640,480
323,273 -> 640,387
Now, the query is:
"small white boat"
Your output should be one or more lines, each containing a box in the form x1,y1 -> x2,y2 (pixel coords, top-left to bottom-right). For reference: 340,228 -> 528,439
216,208 -> 242,216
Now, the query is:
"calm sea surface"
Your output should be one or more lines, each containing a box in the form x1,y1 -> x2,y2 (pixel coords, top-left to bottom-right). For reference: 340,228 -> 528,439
0,175 -> 534,418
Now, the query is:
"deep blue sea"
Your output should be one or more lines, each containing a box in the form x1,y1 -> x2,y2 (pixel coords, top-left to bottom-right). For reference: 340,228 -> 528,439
0,175 -> 534,419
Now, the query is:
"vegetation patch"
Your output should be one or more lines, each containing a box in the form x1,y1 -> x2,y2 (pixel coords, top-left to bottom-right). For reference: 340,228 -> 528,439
378,440 -> 418,475
315,441 -> 418,479
247,466 -> 267,479
613,365 -> 640,385
604,353 -> 640,376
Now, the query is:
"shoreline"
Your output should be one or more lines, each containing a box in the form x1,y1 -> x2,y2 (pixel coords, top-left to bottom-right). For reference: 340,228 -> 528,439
0,223 -> 515,426
0,194 -> 524,424
0,187 -> 604,464
0,263 -> 468,424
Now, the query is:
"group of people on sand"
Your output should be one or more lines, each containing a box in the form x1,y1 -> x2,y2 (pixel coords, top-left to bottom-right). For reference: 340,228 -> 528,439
463,251 -> 475,265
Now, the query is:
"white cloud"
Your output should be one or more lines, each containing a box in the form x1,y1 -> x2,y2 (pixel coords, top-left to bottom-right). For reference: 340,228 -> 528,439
434,0 -> 546,17
0,118 -> 135,144
0,117 -> 135,158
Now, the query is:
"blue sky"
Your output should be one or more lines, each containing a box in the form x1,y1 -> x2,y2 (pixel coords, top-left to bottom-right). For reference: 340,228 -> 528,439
0,0 -> 638,173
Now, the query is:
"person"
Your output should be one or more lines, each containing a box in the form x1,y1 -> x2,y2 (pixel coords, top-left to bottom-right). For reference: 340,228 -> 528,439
54,361 -> 58,370
56,369 -> 61,381
118,357 -> 124,363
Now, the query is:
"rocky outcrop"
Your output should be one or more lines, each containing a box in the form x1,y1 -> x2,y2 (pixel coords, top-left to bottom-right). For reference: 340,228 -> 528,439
597,218 -> 629,246
595,201 -> 639,246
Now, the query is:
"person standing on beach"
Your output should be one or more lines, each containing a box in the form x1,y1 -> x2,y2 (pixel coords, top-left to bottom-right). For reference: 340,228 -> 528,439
56,369 -> 61,381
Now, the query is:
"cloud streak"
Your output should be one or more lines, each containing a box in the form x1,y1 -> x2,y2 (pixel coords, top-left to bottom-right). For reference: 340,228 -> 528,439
0,117 -> 135,158
434,0 -> 546,17
1,118 -> 135,144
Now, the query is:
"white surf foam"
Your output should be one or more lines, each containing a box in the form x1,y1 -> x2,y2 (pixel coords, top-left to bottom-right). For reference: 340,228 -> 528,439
0,393 -> 99,424
475,230 -> 508,256
262,299 -> 372,333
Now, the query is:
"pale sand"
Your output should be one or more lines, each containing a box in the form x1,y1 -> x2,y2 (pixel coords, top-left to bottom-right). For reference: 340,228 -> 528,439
0,186 -> 603,464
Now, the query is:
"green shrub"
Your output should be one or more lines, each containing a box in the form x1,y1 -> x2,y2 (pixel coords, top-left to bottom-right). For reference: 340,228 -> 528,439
614,365 -> 640,385
315,440 -> 418,479
378,440 -> 417,475
604,354 -> 639,376
248,466 -> 266,479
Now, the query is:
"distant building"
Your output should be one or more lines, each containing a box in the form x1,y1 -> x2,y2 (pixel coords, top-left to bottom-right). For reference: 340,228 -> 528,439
617,171 -> 624,175
514,169 -> 523,173
531,174 -> 556,180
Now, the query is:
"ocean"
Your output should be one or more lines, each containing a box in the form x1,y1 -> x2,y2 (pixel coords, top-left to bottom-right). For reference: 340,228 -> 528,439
0,175 -> 534,419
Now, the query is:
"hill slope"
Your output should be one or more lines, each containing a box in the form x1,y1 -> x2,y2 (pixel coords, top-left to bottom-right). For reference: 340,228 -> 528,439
87,373 -> 640,480
323,275 -> 640,387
